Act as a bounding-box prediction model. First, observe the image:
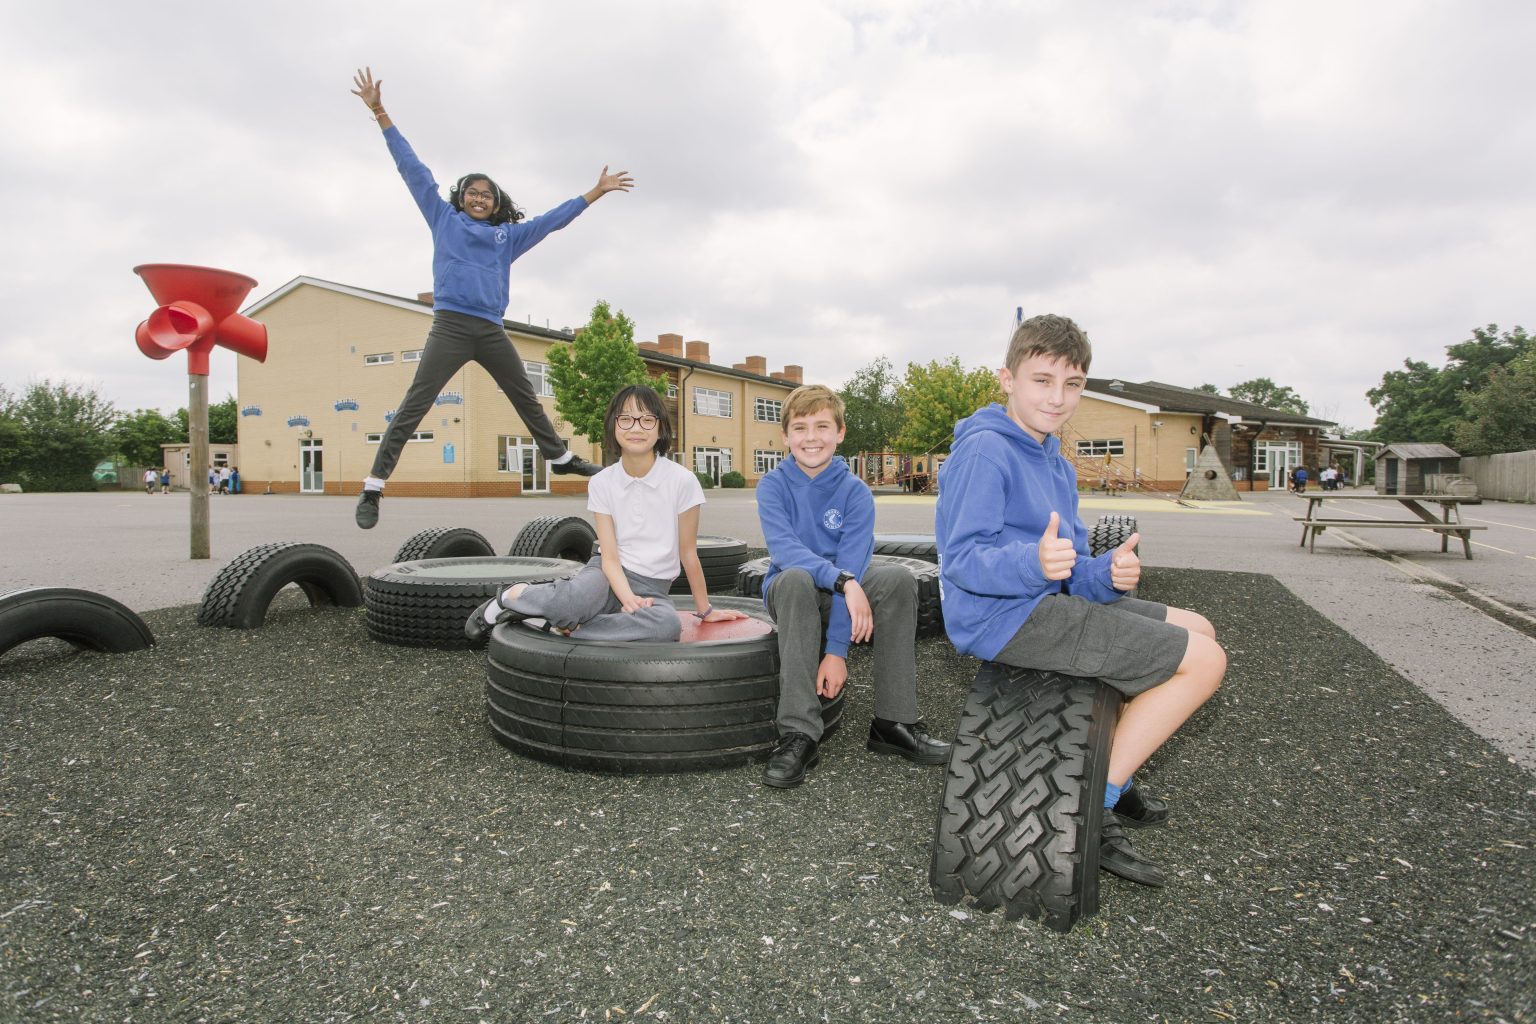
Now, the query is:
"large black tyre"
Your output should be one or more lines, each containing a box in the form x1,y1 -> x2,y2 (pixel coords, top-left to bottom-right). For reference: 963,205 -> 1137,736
393,526 -> 495,562
735,554 -> 944,638
508,515 -> 597,563
1089,515 -> 1139,558
0,588 -> 155,657
873,533 -> 938,563
366,555 -> 582,649
930,663 -> 1122,933
485,595 -> 844,773
197,543 -> 364,630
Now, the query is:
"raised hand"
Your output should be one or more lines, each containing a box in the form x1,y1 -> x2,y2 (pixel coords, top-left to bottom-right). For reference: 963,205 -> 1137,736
351,67 -> 382,109
593,166 -> 635,195
1038,511 -> 1077,581
1110,533 -> 1142,591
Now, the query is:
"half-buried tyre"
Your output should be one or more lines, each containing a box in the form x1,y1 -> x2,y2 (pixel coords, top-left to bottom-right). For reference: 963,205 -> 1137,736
930,663 -> 1122,933
735,554 -> 945,638
668,535 -> 749,594
197,543 -> 364,629
508,515 -> 597,563
873,533 -> 938,563
485,595 -> 844,773
1089,515 -> 1138,558
366,555 -> 583,649
0,588 -> 155,658
393,526 -> 495,562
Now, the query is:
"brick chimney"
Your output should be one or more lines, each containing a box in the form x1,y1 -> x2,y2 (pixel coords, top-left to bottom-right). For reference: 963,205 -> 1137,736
782,364 -> 803,384
685,340 -> 710,363
732,362 -> 748,371
746,355 -> 768,375
638,341 -> 659,352
417,292 -> 434,304
770,371 -> 786,381
658,333 -> 684,357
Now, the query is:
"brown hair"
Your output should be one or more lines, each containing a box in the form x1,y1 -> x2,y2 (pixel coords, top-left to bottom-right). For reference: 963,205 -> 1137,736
1005,314 -> 1092,374
780,384 -> 845,431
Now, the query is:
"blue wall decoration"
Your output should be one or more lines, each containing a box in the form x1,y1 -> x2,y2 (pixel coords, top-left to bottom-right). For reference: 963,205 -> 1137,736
435,392 -> 464,406
286,415 -> 310,428
443,443 -> 456,464
334,399 -> 359,412
384,410 -> 396,423
240,405 -> 262,417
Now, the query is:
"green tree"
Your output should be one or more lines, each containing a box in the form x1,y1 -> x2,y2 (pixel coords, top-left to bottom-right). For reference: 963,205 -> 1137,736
1229,377 -> 1310,415
113,407 -> 185,467
1195,383 -> 1221,395
175,394 -> 238,445
1367,324 -> 1532,445
838,356 -> 904,456
11,380 -> 118,491
1451,348 -> 1536,456
0,385 -> 30,483
547,300 -> 663,464
892,357 -> 1000,454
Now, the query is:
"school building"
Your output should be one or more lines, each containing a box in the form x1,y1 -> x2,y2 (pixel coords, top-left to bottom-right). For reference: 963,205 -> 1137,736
235,277 -> 804,496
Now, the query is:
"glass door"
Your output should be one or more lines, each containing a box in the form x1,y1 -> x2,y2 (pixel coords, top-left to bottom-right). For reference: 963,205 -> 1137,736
300,439 -> 324,493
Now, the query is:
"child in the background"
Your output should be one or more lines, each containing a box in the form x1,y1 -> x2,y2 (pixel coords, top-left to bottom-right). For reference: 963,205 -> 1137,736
467,386 -> 746,643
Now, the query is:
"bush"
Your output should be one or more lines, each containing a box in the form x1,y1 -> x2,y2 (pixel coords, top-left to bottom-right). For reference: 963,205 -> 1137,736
720,471 -> 746,489
695,471 -> 716,490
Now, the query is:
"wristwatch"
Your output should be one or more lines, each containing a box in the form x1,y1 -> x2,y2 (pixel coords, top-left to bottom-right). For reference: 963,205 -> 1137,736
833,571 -> 856,594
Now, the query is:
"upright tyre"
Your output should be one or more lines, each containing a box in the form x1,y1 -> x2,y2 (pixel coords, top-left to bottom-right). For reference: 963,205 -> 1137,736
197,543 -> 364,629
366,555 -> 582,649
0,588 -> 155,658
930,663 -> 1121,933
486,595 -> 843,773
1089,515 -> 1138,558
393,526 -> 495,562
630,535 -> 748,594
509,515 -> 597,563
735,554 -> 944,638
873,533 -> 938,563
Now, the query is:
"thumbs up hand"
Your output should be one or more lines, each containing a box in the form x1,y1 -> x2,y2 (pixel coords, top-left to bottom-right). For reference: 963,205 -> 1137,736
1109,533 -> 1141,591
1038,511 -> 1077,581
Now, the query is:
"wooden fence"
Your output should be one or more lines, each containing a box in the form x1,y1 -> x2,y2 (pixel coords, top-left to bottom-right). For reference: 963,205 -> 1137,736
1454,450 -> 1536,503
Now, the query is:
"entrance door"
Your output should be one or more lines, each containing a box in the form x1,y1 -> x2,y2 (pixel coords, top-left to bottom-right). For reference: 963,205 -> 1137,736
694,447 -> 724,485
506,438 -> 549,493
300,438 -> 324,493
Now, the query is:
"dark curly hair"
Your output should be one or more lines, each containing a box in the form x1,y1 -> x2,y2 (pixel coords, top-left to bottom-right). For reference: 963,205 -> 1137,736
604,384 -> 672,456
449,173 -> 525,225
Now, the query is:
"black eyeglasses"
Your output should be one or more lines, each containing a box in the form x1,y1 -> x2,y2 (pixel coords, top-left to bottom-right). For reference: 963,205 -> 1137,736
617,414 -> 659,430
462,188 -> 497,203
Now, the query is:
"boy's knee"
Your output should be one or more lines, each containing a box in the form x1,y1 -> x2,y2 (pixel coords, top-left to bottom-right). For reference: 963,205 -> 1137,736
1188,611 -> 1216,641
1188,633 -> 1226,692
775,568 -> 815,594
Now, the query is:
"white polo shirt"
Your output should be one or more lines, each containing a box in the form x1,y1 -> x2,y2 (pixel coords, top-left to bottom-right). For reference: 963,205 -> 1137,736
587,456 -> 705,580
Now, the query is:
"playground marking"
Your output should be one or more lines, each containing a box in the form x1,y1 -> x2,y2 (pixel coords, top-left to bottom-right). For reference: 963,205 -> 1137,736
873,495 -> 1266,515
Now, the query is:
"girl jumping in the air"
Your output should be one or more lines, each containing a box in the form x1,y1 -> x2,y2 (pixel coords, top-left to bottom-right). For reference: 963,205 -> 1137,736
349,66 -> 634,529
467,385 -> 748,643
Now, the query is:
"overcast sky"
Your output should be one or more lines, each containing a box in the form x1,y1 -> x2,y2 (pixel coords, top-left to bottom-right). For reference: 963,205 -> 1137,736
2,0 -> 1531,432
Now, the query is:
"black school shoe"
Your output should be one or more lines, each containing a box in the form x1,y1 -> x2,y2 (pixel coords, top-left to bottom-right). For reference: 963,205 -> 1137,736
866,718 -> 951,765
355,490 -> 380,529
1099,812 -> 1167,888
551,455 -> 601,477
1113,781 -> 1170,828
464,590 -> 527,646
762,732 -> 819,789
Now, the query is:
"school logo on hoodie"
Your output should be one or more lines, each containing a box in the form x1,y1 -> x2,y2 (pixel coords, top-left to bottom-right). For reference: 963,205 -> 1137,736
495,229 -> 508,244
823,507 -> 844,530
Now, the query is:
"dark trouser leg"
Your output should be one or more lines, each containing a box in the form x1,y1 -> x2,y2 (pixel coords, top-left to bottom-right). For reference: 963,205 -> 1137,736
368,313 -> 474,480
472,324 -> 568,459
861,563 -> 920,723
765,569 -> 828,741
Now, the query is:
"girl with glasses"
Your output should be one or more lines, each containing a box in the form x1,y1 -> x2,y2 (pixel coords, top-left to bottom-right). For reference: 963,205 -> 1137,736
349,67 -> 635,530
468,385 -> 747,643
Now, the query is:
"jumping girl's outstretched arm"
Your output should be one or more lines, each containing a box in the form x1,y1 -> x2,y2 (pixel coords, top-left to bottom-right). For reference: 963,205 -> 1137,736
583,167 -> 635,205
677,506 -> 748,624
351,66 -> 392,130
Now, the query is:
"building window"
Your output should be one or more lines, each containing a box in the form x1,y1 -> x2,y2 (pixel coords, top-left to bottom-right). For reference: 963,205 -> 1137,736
402,349 -> 423,363
754,397 -> 782,423
366,432 -> 383,443
1075,439 -> 1126,458
367,431 -> 432,443
754,449 -> 783,475
364,352 -> 395,366
525,360 -> 555,398
1256,441 -> 1302,476
667,382 -> 678,400
692,387 -> 733,418
692,446 -> 732,483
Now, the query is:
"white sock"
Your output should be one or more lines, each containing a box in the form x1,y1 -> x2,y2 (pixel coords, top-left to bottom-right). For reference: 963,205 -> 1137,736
549,451 -> 573,465
483,599 -> 503,624
364,476 -> 386,492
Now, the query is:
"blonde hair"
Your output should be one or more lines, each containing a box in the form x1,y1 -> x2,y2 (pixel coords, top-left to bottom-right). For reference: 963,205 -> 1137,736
1005,314 -> 1092,374
780,384 -> 845,430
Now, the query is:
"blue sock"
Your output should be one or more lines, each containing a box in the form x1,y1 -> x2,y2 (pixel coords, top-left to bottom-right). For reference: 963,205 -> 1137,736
1104,777 -> 1131,810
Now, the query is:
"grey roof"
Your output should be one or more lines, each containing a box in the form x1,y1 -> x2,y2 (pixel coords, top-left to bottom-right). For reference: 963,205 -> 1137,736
1086,378 -> 1336,427
1377,442 -> 1460,460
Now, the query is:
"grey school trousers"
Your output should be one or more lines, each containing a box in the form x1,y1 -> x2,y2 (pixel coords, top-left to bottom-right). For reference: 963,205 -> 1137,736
764,563 -> 920,741
505,560 -> 681,642
370,310 -> 568,480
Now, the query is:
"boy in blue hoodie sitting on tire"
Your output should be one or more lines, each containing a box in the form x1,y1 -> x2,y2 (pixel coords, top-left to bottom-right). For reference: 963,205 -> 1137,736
935,314 -> 1227,887
755,384 -> 952,789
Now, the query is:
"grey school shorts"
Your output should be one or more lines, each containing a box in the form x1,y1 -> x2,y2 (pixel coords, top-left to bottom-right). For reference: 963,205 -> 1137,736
993,594 -> 1189,697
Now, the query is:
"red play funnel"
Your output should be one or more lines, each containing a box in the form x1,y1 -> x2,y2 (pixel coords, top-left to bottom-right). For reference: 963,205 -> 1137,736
133,263 -> 268,375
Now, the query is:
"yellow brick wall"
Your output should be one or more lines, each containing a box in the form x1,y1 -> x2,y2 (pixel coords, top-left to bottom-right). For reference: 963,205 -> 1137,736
1063,397 -> 1204,489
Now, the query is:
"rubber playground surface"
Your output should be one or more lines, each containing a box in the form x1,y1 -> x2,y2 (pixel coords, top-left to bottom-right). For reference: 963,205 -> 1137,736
2,564 -> 1532,1022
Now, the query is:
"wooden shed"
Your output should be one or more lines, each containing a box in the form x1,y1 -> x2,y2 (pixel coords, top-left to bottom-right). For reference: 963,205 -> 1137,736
1374,442 -> 1460,495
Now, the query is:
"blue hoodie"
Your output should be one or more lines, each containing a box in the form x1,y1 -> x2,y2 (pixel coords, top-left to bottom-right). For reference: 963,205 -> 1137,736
385,126 -> 588,324
756,455 -> 874,659
935,403 -> 1122,660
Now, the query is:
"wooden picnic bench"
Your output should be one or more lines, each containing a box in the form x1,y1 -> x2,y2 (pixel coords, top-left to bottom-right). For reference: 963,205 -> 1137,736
1293,493 -> 1486,559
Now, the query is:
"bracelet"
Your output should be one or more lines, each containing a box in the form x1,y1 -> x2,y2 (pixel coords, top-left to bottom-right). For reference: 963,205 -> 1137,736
692,605 -> 713,620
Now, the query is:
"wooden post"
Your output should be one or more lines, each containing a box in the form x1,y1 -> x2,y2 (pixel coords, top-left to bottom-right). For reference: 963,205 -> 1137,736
189,372 -> 210,559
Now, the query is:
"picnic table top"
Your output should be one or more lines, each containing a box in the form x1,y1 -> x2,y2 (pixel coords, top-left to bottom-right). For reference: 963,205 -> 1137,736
1298,493 -> 1479,503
